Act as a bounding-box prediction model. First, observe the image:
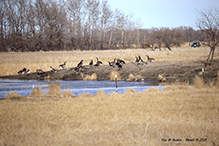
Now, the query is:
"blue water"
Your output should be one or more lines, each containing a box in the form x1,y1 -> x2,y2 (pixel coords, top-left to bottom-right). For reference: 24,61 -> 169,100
0,80 -> 164,98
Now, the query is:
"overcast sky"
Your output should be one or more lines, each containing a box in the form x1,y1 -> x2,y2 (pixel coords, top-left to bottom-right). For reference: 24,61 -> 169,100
107,0 -> 219,29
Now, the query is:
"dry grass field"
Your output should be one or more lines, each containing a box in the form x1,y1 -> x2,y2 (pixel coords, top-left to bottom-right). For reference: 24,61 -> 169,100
0,78 -> 219,146
1,46 -> 219,145
0,46 -> 215,76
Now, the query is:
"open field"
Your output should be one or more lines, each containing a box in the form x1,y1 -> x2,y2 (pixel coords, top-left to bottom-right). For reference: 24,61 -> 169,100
0,46 -> 217,76
1,47 -> 219,145
1,79 -> 219,145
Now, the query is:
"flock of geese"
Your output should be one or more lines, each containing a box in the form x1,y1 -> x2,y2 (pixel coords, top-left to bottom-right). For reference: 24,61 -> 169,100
17,55 -> 155,75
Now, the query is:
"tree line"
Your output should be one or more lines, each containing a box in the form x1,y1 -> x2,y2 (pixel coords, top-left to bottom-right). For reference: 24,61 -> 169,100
0,0 -> 206,52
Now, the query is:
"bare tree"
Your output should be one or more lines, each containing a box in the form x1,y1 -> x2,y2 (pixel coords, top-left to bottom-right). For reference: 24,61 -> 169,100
67,0 -> 85,50
0,0 -> 7,51
100,0 -> 112,49
197,8 -> 219,66
160,27 -> 184,51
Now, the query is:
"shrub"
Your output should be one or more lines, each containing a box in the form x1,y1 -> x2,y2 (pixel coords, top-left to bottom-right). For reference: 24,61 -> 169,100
31,86 -> 44,96
47,83 -> 61,96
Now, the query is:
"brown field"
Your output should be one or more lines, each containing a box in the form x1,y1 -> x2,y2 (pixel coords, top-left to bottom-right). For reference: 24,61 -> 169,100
1,46 -> 219,145
0,46 -> 216,76
1,78 -> 219,145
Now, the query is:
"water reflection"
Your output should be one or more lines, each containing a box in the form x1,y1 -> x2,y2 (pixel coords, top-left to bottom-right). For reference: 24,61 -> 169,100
0,80 -> 164,98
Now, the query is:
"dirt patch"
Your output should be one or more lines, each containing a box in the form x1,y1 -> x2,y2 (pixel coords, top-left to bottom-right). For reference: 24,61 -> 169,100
1,59 -> 219,84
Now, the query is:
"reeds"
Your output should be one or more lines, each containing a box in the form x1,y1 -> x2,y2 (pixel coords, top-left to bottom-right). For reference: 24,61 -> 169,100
110,70 -> 120,81
47,82 -> 61,96
4,92 -> 23,99
193,75 -> 205,88
63,90 -> 74,97
83,73 -> 97,80
126,73 -> 135,81
30,86 -> 44,96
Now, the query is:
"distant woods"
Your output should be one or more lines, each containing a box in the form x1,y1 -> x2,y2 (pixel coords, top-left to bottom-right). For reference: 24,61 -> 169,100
0,0 -> 205,52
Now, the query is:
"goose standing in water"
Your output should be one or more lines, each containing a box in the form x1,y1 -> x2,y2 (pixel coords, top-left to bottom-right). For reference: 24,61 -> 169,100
59,62 -> 66,69
146,55 -> 155,62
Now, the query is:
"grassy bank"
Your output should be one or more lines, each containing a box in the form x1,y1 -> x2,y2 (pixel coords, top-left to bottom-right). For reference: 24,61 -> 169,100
0,47 -> 212,76
0,77 -> 219,146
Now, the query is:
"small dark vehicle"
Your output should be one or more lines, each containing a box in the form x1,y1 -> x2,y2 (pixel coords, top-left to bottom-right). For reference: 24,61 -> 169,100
191,42 -> 201,47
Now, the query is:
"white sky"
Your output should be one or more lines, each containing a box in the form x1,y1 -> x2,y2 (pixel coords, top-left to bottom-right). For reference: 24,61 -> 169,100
107,0 -> 219,29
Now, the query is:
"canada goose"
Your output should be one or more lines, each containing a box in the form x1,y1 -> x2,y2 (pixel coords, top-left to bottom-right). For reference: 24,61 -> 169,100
77,60 -> 83,68
137,56 -> 144,65
115,61 -> 122,69
117,58 -> 125,64
50,66 -> 57,73
17,68 -> 26,75
94,57 -> 103,66
136,56 -> 147,65
22,68 -> 27,72
108,61 -> 114,68
138,56 -> 143,62
89,60 -> 93,66
146,55 -> 155,62
108,58 -> 116,68
36,69 -> 44,74
59,62 -> 66,69
75,67 -> 80,72
24,69 -> 30,74
18,70 -> 23,75
135,56 -> 139,62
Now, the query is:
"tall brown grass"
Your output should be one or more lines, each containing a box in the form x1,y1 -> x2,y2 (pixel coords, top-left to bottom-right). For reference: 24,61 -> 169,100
126,73 -> 135,81
193,75 -> 205,88
1,84 -> 218,145
30,86 -> 44,96
83,73 -> 97,80
110,70 -> 120,81
47,82 -> 61,96
4,92 -> 23,99
62,89 -> 74,97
